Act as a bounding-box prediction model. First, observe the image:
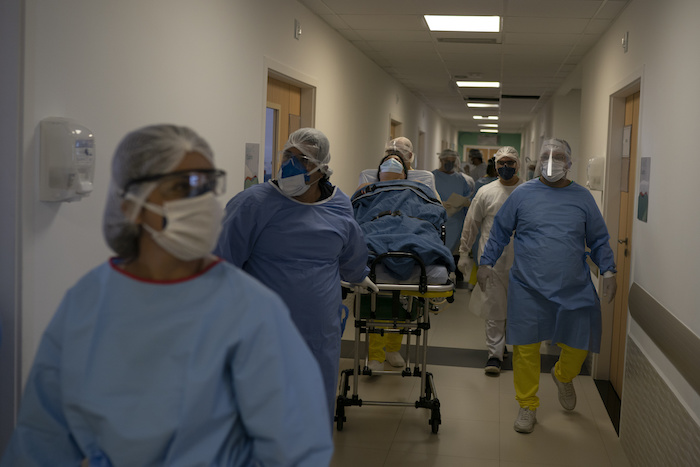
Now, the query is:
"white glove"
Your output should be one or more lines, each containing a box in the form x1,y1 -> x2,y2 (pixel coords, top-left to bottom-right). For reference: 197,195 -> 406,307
357,276 -> 379,293
602,271 -> 617,304
457,255 -> 473,277
476,265 -> 494,292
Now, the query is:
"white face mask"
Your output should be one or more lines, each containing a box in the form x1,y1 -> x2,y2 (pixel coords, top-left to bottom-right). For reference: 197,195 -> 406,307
277,163 -> 321,197
139,192 -> 223,261
541,160 -> 568,182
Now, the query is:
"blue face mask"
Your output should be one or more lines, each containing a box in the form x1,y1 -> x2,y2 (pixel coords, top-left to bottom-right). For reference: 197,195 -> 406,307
379,157 -> 405,174
443,161 -> 455,172
277,157 -> 320,197
497,165 -> 517,180
280,157 -> 311,181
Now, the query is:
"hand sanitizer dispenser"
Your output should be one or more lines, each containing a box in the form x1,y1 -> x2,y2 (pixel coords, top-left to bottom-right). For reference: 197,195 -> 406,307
40,117 -> 95,202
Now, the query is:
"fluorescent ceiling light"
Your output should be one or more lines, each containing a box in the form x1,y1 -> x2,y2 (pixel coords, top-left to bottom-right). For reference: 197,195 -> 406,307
473,116 -> 499,120
425,15 -> 500,33
480,129 -> 499,133
467,102 -> 500,108
478,124 -> 499,128
458,81 -> 500,88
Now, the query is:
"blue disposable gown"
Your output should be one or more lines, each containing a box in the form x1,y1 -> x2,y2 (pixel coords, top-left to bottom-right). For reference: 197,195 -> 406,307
1,259 -> 333,466
431,170 -> 472,253
479,180 -> 616,352
214,181 -> 369,419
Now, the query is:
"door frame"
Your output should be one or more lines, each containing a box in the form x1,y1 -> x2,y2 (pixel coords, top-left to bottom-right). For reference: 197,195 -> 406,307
592,69 -> 644,381
262,57 -> 318,183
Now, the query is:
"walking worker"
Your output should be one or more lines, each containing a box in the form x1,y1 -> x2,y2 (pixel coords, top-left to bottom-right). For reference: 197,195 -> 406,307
1,124 -> 333,466
458,146 -> 523,375
432,149 -> 473,252
478,138 -> 617,434
214,128 -> 377,423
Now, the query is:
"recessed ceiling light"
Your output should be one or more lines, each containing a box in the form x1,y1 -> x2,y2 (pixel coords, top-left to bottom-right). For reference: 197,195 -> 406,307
467,103 -> 500,108
458,81 -> 500,88
478,124 -> 499,128
480,129 -> 499,133
424,15 -> 500,33
473,116 -> 499,120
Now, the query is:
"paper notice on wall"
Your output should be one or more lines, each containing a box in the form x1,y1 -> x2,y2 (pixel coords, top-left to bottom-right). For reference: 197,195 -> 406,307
637,157 -> 650,222
244,143 -> 259,189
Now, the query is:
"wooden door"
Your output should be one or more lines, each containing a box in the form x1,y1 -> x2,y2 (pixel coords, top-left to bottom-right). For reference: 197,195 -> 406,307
609,92 -> 640,396
266,77 -> 302,174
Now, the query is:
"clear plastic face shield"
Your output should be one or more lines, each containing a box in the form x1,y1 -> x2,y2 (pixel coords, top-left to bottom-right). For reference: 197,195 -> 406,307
539,139 -> 571,182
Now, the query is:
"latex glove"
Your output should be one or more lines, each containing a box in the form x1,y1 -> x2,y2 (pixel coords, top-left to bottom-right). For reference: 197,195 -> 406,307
357,276 -> 379,293
602,272 -> 617,304
476,265 -> 494,292
457,255 -> 473,277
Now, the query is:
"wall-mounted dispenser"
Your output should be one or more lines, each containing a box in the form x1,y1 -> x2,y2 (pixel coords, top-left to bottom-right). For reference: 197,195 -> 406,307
40,117 -> 95,202
587,156 -> 605,191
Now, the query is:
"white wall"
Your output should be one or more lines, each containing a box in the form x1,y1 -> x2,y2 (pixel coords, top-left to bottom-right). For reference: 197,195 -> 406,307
18,0 -> 456,382
523,0 -> 700,422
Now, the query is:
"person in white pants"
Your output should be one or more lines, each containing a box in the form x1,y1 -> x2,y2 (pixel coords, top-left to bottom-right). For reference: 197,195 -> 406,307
458,146 -> 522,375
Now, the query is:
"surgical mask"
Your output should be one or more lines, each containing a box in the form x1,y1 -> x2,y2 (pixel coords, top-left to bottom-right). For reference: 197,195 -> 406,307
443,161 -> 455,172
497,166 -> 517,180
541,160 -> 568,182
139,192 -> 223,261
277,157 -> 320,197
379,157 -> 405,174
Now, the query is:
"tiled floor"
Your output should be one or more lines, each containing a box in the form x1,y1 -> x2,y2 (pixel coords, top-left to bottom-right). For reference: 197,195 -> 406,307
331,287 -> 630,466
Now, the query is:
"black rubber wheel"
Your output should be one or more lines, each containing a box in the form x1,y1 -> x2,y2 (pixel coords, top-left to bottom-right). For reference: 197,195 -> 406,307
430,408 -> 441,434
335,406 -> 345,431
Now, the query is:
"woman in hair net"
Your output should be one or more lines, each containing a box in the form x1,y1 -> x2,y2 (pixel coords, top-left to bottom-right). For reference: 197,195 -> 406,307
459,146 -> 523,375
214,128 -> 376,423
478,138 -> 617,434
1,125 -> 333,466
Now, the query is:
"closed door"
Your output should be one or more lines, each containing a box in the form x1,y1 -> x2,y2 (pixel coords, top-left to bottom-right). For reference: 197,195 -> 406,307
609,91 -> 640,396
266,77 -> 302,177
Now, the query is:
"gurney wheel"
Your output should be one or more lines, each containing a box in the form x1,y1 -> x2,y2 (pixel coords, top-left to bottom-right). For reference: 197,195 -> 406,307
430,408 -> 441,434
335,406 -> 345,431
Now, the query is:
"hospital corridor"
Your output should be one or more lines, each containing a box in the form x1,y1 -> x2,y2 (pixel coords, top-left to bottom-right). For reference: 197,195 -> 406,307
2,0 -> 700,465
332,286 -> 628,466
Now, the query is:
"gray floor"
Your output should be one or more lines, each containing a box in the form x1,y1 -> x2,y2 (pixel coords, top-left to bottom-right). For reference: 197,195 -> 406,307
332,287 -> 629,467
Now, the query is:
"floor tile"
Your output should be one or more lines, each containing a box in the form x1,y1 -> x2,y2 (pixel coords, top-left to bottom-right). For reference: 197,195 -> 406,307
329,444 -> 388,467
384,450 -> 499,467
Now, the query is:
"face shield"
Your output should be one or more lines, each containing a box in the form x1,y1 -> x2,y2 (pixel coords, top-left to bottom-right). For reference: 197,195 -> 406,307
539,139 -> 571,182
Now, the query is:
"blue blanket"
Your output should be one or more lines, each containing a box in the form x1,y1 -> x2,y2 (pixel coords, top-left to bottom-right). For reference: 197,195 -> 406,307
351,180 -> 455,280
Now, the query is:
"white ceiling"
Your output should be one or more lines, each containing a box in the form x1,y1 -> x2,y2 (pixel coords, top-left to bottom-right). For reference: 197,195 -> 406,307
298,0 -> 631,133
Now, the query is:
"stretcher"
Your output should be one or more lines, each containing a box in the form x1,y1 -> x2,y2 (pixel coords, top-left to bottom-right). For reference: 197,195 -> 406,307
336,170 -> 455,433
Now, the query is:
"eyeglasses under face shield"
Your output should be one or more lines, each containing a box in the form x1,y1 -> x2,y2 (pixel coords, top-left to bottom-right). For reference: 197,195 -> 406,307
123,169 -> 227,201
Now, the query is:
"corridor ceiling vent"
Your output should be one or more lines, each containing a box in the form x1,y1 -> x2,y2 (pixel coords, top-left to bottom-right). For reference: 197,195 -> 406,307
436,37 -> 501,45
424,15 -> 500,33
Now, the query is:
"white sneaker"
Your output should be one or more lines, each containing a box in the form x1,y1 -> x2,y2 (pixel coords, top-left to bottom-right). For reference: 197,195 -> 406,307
367,359 -> 383,373
513,407 -> 537,433
385,351 -> 406,368
551,366 -> 576,410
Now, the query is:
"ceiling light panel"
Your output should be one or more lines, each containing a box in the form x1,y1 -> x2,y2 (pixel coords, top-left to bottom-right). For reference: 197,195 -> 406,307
457,81 -> 500,88
480,129 -> 499,133
473,116 -> 499,120
467,103 -> 500,108
424,15 -> 500,33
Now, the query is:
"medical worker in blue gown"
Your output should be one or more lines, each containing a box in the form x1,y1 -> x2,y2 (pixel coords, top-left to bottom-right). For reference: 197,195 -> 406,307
0,125 -> 333,467
432,149 -> 473,274
478,138 -> 618,435
214,128 -> 377,423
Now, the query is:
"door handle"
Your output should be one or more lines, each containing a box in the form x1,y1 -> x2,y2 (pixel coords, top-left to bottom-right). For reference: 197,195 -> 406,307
618,238 -> 628,245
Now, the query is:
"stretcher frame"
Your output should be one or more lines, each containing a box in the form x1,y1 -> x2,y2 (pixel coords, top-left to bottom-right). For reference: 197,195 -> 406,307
336,251 -> 454,434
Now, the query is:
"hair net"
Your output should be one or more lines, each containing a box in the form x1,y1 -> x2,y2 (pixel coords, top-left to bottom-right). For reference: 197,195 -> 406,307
494,146 -> 520,167
103,124 -> 215,260
283,128 -> 332,177
468,149 -> 483,161
439,148 -> 459,160
384,137 -> 414,164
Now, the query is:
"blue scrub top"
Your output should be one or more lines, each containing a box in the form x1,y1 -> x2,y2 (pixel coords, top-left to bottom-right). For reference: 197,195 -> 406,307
214,181 -> 369,419
432,169 -> 472,253
480,179 -> 616,352
1,259 -> 332,466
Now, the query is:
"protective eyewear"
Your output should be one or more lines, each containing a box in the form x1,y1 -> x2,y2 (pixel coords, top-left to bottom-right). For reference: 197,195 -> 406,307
124,169 -> 226,200
281,150 -> 317,169
496,159 -> 517,168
